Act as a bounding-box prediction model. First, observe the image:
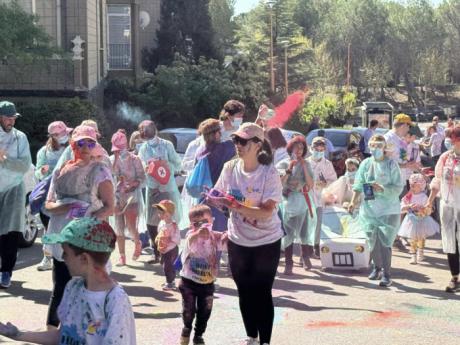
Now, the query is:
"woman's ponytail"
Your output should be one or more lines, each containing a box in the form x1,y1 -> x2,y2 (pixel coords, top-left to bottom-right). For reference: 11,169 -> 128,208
257,139 -> 273,165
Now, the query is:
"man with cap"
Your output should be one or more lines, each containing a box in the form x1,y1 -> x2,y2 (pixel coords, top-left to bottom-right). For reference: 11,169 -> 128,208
0,101 -> 32,289
384,114 -> 416,251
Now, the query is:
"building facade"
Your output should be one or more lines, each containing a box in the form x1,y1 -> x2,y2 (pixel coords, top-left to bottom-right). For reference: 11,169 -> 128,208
0,0 -> 161,97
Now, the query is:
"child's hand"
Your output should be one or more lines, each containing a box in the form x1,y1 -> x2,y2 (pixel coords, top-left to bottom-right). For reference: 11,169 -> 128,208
0,322 -> 20,338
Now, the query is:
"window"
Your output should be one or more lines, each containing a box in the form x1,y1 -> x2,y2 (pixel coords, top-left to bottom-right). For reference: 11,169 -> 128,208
107,5 -> 131,70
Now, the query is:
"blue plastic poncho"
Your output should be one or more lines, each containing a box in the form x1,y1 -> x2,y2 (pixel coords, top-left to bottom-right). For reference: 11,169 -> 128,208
352,157 -> 404,250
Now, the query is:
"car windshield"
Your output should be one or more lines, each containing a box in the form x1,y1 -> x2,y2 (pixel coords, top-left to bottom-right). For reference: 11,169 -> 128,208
325,132 -> 349,147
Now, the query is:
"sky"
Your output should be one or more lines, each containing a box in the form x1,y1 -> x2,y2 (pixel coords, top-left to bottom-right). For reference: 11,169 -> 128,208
234,0 -> 443,15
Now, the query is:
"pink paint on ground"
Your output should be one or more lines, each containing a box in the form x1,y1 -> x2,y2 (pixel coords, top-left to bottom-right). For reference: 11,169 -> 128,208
305,310 -> 409,329
267,91 -> 306,128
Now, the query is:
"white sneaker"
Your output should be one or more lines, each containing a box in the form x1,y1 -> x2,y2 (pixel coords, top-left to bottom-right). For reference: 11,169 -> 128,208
241,337 -> 258,345
417,249 -> 425,263
409,254 -> 417,265
37,256 -> 53,271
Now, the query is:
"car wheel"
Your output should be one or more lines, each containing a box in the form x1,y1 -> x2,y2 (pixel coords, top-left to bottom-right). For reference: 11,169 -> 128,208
18,204 -> 41,248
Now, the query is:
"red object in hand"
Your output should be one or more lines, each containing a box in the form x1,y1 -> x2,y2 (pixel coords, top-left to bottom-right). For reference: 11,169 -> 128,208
147,159 -> 171,185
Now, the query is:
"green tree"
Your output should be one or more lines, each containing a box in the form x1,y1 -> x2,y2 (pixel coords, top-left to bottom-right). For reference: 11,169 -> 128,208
209,0 -> 236,57
438,0 -> 460,83
0,1 -> 54,62
234,0 -> 315,95
142,0 -> 219,71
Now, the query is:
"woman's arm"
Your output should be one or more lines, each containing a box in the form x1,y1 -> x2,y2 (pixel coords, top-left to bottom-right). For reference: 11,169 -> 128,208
92,180 -> 115,220
228,199 -> 277,220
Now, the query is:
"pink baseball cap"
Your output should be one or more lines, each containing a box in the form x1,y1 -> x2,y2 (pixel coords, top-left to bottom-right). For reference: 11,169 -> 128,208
48,121 -> 73,136
231,122 -> 265,142
111,130 -> 128,152
71,125 -> 98,142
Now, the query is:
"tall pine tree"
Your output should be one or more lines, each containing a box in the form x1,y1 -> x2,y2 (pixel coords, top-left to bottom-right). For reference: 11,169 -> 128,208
142,0 -> 219,72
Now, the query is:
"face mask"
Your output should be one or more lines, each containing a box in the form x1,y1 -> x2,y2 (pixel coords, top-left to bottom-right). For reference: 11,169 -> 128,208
233,118 -> 243,129
370,147 -> 384,160
58,135 -> 69,145
445,138 -> 452,150
312,150 -> 324,160
148,137 -> 159,146
345,171 -> 356,179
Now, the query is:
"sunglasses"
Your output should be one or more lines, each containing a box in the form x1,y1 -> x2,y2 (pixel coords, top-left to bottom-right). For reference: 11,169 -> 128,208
231,136 -> 260,147
192,219 -> 209,229
76,139 -> 96,149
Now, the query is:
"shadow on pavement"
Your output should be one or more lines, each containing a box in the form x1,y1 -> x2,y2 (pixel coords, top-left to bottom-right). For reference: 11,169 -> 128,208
134,311 -> 181,319
0,280 -> 50,306
15,243 -> 42,271
122,284 -> 179,303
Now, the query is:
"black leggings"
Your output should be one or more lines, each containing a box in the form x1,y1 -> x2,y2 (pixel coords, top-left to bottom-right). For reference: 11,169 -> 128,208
47,259 -> 72,326
0,231 -> 21,274
447,226 -> 460,276
228,239 -> 281,344
147,224 -> 160,259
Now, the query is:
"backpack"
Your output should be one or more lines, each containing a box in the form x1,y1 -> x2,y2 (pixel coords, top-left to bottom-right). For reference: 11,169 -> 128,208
185,155 -> 213,199
28,174 -> 52,215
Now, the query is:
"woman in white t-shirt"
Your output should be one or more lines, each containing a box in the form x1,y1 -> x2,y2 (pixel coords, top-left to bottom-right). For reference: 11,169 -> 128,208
212,123 -> 283,345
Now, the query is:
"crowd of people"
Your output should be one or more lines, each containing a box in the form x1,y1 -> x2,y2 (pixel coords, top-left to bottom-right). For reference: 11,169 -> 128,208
0,98 -> 458,344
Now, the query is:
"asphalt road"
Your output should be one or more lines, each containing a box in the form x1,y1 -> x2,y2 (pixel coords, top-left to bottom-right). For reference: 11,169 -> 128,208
1,233 -> 460,345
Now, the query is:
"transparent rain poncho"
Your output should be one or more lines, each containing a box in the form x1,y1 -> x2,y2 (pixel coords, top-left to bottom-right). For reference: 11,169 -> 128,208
352,157 -> 404,250
277,158 -> 317,248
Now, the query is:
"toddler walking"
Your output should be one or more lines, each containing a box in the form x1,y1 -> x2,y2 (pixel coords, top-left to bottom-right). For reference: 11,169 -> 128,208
398,173 -> 439,264
154,200 -> 180,291
179,205 -> 227,345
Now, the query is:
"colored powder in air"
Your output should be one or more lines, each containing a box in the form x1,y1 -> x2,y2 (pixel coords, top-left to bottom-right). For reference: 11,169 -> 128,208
267,91 -> 306,128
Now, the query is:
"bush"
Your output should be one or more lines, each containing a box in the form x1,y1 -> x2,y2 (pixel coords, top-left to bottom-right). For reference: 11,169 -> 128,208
104,54 -> 266,129
14,98 -> 107,161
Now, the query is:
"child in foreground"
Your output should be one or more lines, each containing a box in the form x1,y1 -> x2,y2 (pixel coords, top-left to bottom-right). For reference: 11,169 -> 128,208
154,199 -> 180,291
179,204 -> 227,345
0,217 -> 136,345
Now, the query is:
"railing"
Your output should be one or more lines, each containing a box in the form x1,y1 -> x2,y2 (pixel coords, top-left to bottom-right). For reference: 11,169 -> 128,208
108,43 -> 132,70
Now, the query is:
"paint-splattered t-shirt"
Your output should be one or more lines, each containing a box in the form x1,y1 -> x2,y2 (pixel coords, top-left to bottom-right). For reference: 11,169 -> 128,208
58,277 -> 136,345
214,160 -> 283,247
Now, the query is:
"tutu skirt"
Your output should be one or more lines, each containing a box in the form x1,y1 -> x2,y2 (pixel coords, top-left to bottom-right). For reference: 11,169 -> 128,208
398,213 -> 439,241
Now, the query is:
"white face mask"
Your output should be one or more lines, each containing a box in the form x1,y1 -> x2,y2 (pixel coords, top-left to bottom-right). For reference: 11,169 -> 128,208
233,117 -> 243,129
57,135 -> 69,145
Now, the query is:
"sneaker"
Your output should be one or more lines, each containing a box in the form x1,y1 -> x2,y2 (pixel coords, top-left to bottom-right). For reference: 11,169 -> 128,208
417,249 -> 425,263
115,255 -> 126,267
162,282 -> 176,291
37,256 -> 53,271
393,238 -> 406,252
409,254 -> 417,265
283,263 -> 293,275
379,274 -> 392,287
0,272 -> 11,289
193,335 -> 205,345
445,278 -> 459,293
147,255 -> 160,264
302,257 -> 312,270
368,267 -> 382,280
132,241 -> 142,261
241,337 -> 258,345
180,328 -> 191,345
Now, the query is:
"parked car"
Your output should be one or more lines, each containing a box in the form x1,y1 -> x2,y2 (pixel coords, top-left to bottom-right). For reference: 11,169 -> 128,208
22,164 -> 43,247
320,206 -> 369,270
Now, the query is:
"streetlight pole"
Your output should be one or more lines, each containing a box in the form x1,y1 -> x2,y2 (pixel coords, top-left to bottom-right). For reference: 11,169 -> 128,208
267,1 -> 276,93
280,40 -> 289,96
270,9 -> 275,93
